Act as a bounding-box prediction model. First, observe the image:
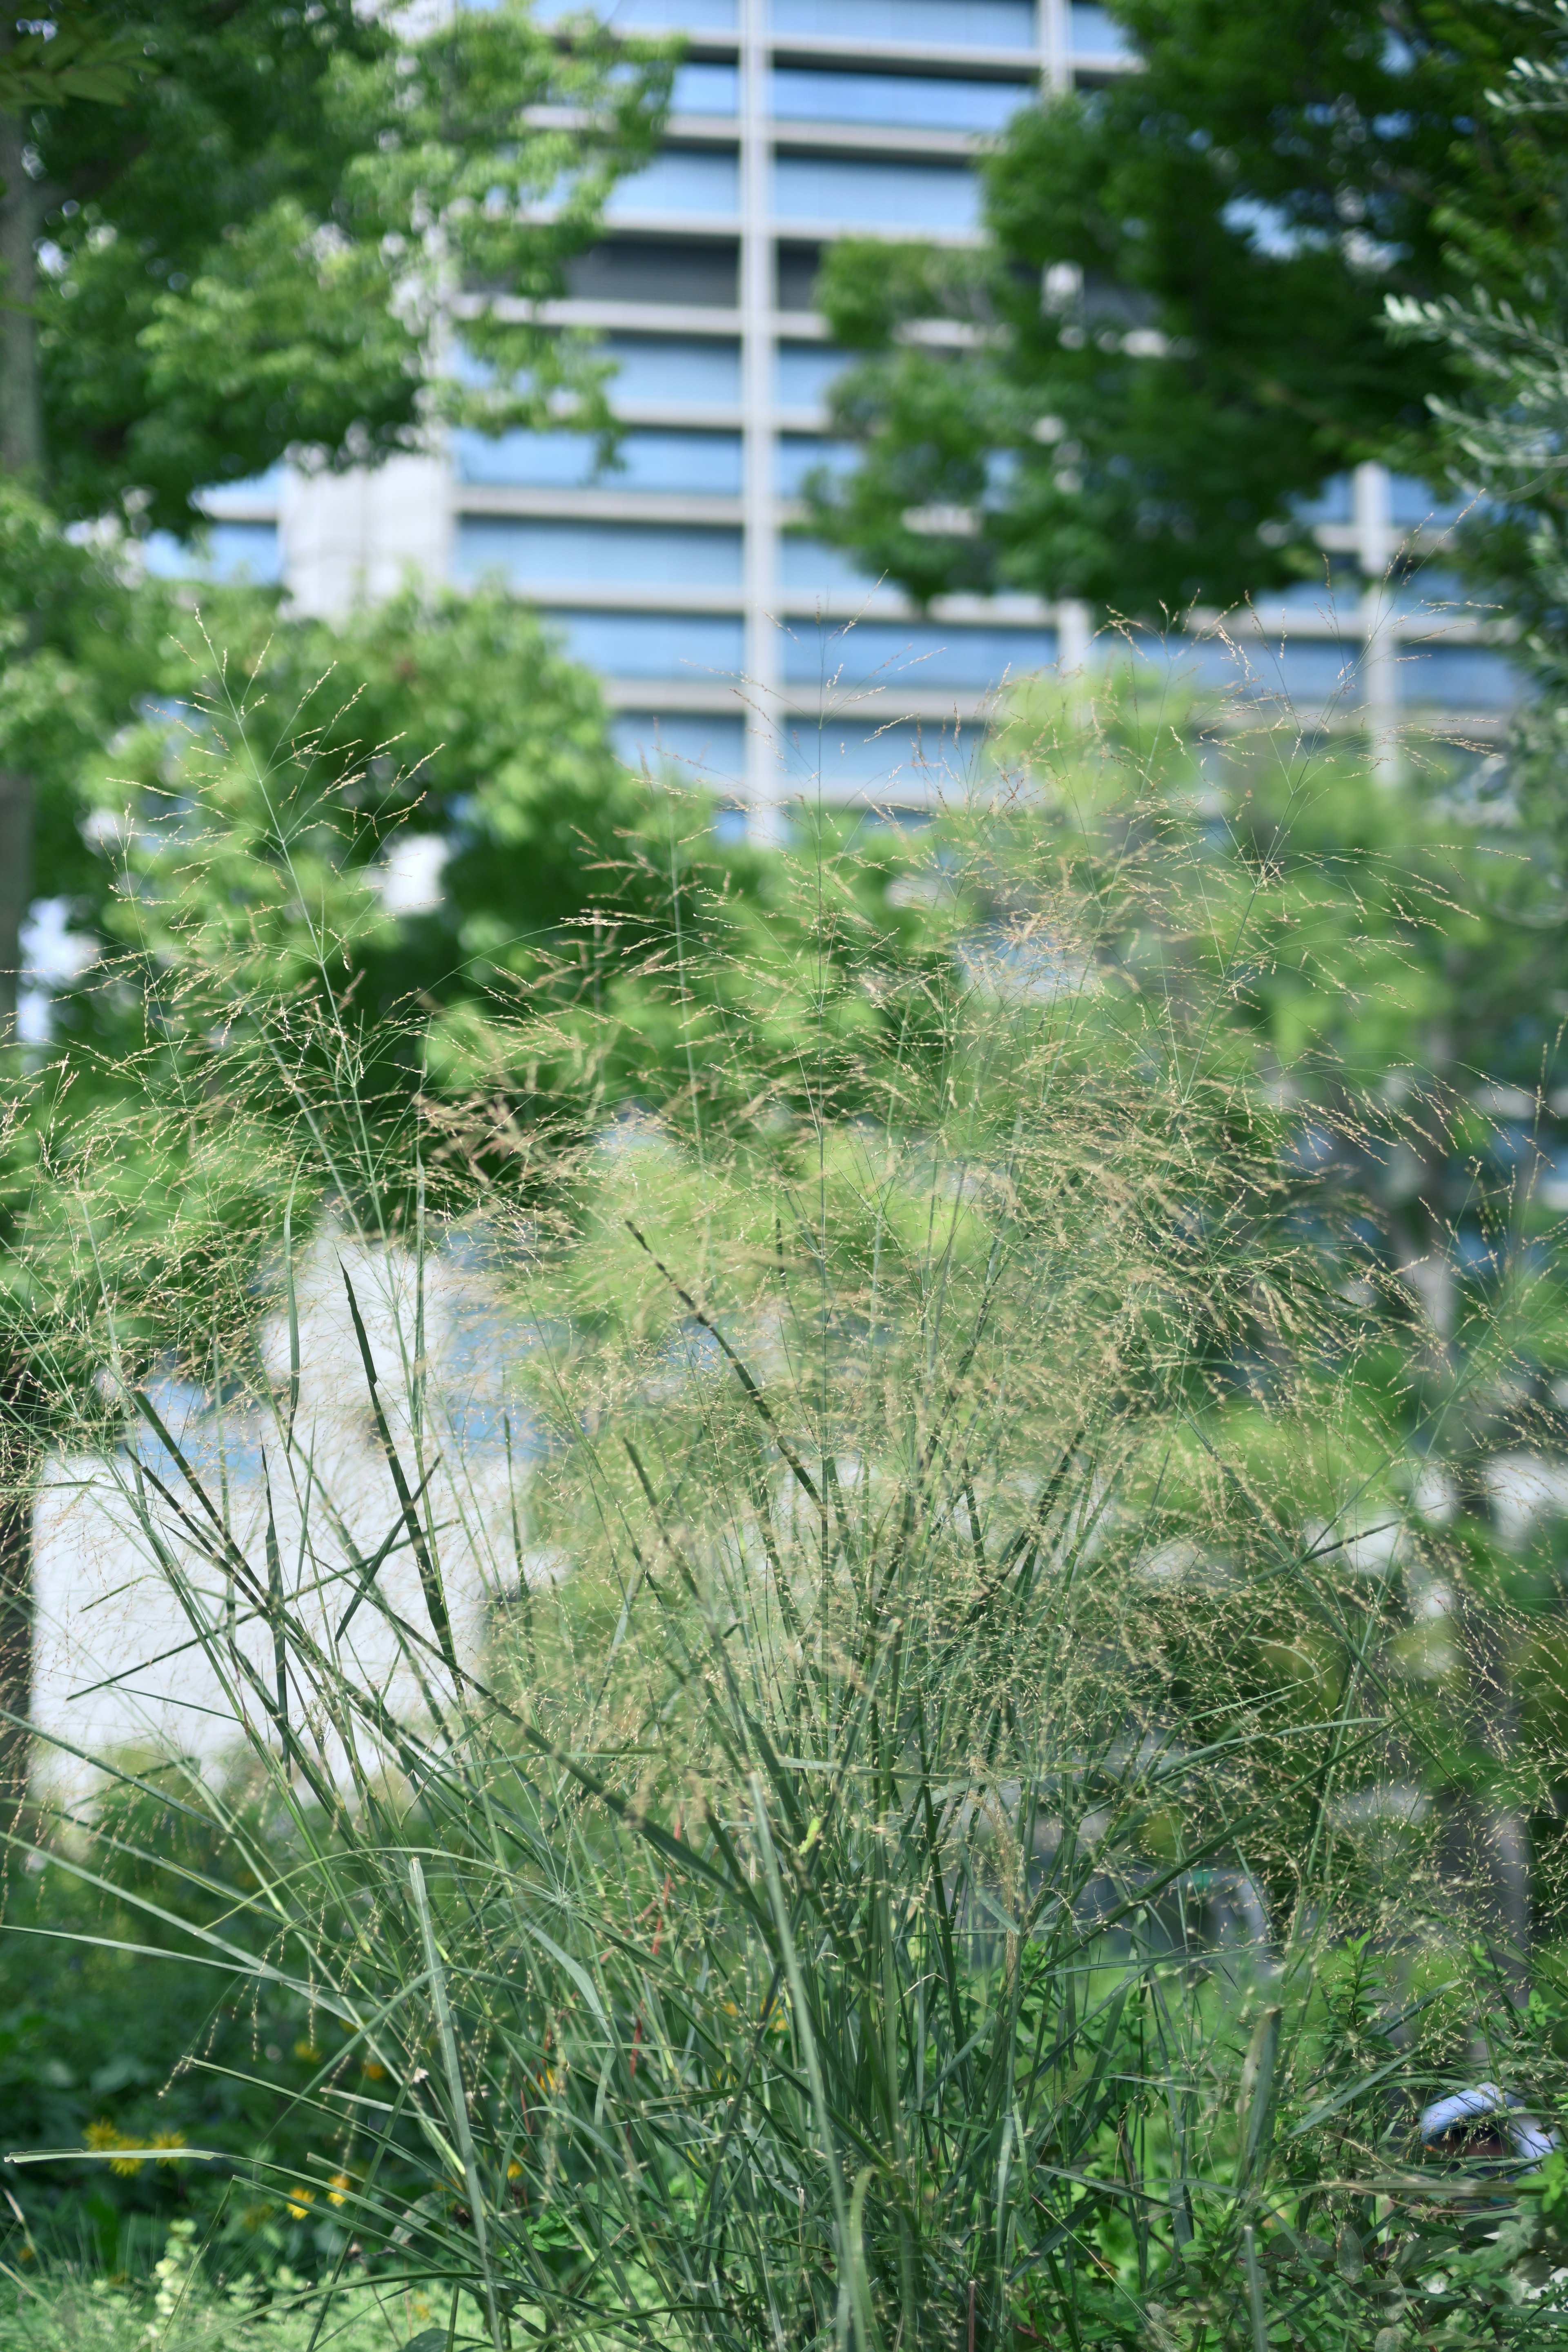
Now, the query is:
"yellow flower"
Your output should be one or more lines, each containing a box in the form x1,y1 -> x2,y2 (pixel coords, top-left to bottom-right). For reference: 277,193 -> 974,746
361,2060 -> 385,2080
87,2120 -> 142,2179
151,2133 -> 186,2164
294,2041 -> 323,2064
327,2173 -> 352,2207
285,2188 -> 315,2220
506,2160 -> 523,2180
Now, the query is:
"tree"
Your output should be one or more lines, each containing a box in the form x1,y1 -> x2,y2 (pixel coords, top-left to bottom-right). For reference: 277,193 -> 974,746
0,0 -> 669,1009
0,0 -> 670,1795
809,0 -> 1560,615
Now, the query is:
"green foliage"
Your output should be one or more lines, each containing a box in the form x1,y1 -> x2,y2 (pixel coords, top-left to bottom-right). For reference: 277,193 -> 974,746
13,0 -> 670,532
3,683 -> 1567,2343
811,0 -> 1561,612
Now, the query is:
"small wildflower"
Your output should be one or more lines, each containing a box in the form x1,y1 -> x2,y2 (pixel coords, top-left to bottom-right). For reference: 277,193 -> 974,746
285,2187 -> 315,2220
294,2040 -> 323,2064
327,2173 -> 352,2207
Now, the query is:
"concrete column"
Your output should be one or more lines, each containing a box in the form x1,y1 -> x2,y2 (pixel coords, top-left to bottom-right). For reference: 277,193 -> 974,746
739,0 -> 785,844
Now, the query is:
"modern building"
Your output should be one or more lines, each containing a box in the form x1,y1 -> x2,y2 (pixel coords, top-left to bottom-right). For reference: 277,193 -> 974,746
180,0 -> 1520,833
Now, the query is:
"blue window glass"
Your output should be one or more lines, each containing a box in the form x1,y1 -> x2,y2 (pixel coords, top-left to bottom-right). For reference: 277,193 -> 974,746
780,717 -> 982,790
454,428 -> 743,494
777,345 -> 851,410
780,619 -> 1055,690
1290,475 -> 1353,526
543,610 -> 747,678
198,467 -> 285,514
144,522 -> 282,586
614,712 -> 747,777
1387,474 -> 1468,528
528,0 -> 738,24
456,518 -> 744,587
773,157 -> 980,232
775,439 -> 860,498
608,150 -> 740,220
605,336 -> 742,406
770,0 -> 1035,44
770,69 -> 1030,131
673,61 -> 739,111
1071,4 -> 1134,55
1397,644 -> 1523,709
1112,635 -> 1365,704
1390,568 -> 1477,618
779,536 -> 877,590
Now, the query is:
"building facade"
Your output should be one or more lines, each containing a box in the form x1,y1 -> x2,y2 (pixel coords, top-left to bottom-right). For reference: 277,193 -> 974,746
182,0 -> 1519,830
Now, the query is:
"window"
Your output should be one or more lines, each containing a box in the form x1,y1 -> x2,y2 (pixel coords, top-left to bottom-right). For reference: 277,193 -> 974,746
1397,644 -> 1522,710
456,519 -> 744,587
1388,474 -> 1468,528
779,536 -> 875,591
779,618 -> 1055,690
1290,475 -> 1353,526
543,610 -> 747,678
770,0 -> 1036,46
779,717 -> 981,791
775,439 -> 860,498
771,68 -> 1031,132
1070,4 -> 1134,56
143,523 -> 282,587
198,468 -> 285,516
605,335 -> 742,405
613,712 -> 747,777
673,62 -> 739,113
777,345 -> 851,409
608,149 -> 740,220
773,157 -> 980,232
776,243 -> 825,312
565,239 -> 739,307
531,0 -> 738,25
454,428 -> 743,494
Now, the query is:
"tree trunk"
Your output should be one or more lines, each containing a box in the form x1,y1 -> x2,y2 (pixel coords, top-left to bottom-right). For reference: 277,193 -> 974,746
0,81 -> 45,479
0,80 -> 42,1027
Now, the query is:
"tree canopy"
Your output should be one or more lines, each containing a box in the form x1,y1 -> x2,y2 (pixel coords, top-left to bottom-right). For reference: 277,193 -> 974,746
810,0 -> 1561,614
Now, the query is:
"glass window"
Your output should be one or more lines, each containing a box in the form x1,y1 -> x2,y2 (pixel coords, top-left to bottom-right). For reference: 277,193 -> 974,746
1397,644 -> 1523,710
528,0 -> 738,24
777,345 -> 851,409
198,468 -> 285,515
614,712 -> 747,777
1390,569 -> 1486,619
1070,5 -> 1133,56
780,716 -> 981,791
773,157 -> 980,232
455,428 -> 743,494
1290,475 -> 1353,526
673,62 -> 739,113
779,536 -> 876,590
771,68 -> 1030,131
456,518 -> 744,586
770,0 -> 1036,45
1388,474 -> 1468,528
775,439 -> 860,498
608,150 -> 740,220
566,239 -> 738,307
143,523 -> 282,586
605,336 -> 743,406
779,618 -> 1055,690
543,610 -> 747,678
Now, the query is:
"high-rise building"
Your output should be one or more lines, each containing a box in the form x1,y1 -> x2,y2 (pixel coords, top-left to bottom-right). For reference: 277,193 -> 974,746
180,0 -> 1519,831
